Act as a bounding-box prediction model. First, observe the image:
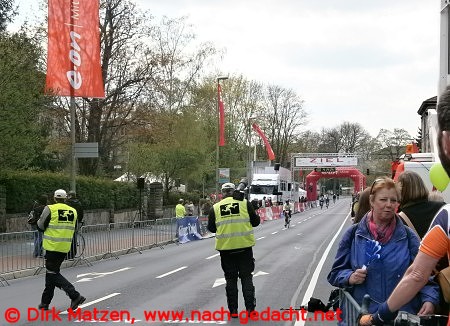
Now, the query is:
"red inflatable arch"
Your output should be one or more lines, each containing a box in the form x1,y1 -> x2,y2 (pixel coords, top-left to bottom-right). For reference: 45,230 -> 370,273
306,167 -> 366,201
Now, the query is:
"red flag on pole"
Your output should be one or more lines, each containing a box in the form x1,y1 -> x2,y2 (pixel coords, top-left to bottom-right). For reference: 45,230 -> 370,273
46,0 -> 105,98
218,84 -> 225,146
252,123 -> 275,161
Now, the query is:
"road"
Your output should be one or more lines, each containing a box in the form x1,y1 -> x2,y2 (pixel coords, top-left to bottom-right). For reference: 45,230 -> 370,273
0,198 -> 353,326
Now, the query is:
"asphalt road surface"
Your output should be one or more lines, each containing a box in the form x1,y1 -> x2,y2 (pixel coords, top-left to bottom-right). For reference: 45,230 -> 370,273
0,197 -> 353,326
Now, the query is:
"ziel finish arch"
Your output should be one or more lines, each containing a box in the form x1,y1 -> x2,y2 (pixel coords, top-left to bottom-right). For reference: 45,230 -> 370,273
305,167 -> 366,201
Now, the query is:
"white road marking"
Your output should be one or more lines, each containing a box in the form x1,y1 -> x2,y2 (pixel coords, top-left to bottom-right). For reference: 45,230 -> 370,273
60,293 -> 121,314
156,266 -> 188,278
206,253 -> 220,260
293,213 -> 350,326
76,267 -> 132,283
271,231 -> 278,235
213,277 -> 226,288
256,236 -> 266,240
213,271 -> 269,288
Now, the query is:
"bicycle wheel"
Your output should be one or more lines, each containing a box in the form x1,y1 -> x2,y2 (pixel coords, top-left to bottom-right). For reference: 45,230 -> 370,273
75,233 -> 85,258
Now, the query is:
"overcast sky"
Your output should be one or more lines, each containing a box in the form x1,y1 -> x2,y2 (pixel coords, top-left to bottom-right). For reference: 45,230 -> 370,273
11,0 -> 440,138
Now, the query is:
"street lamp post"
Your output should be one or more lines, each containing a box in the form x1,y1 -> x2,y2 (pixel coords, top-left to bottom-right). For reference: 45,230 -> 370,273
216,76 -> 229,198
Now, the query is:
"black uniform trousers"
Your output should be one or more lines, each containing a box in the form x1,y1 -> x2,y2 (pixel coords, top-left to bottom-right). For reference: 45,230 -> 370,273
41,251 -> 80,305
219,247 -> 256,312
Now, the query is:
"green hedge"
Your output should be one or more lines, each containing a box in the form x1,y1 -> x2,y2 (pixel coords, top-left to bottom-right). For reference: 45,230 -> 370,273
0,170 -> 139,213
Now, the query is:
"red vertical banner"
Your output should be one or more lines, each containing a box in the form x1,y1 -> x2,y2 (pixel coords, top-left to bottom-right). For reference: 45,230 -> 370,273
252,123 -> 275,161
218,84 -> 225,146
46,0 -> 105,98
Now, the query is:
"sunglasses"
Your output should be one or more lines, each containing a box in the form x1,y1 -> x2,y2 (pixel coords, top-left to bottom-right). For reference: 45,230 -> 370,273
370,178 -> 384,195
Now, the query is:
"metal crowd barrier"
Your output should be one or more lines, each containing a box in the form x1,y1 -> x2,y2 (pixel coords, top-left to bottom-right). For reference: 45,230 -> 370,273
339,289 -> 363,325
0,217 -> 179,282
0,231 -> 45,277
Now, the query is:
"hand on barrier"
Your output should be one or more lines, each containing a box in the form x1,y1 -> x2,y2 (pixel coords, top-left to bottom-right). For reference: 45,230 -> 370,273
357,314 -> 373,326
357,314 -> 384,326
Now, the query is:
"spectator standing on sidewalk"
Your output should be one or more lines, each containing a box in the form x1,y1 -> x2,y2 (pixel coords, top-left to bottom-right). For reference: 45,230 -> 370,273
66,191 -> 84,260
186,200 -> 195,216
28,194 -> 48,258
176,199 -> 186,218
201,198 -> 212,216
207,183 -> 260,316
358,88 -> 450,325
37,189 -> 85,311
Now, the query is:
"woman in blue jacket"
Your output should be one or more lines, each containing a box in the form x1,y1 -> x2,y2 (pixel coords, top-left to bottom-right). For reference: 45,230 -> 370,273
327,177 -> 438,324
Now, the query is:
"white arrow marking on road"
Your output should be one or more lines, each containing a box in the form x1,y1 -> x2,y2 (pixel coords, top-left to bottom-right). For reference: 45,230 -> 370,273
61,293 -> 121,314
212,271 -> 269,288
76,267 -> 132,283
156,266 -> 187,278
213,278 -> 226,288
206,253 -> 220,260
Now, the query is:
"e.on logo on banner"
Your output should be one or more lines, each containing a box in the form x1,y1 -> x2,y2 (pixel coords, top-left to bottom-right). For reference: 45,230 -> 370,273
46,0 -> 105,98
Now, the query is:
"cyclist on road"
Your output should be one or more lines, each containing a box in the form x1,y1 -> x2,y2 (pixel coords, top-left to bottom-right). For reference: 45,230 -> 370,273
283,200 -> 292,228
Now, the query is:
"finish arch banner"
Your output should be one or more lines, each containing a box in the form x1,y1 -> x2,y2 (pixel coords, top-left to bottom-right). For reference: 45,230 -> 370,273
46,0 -> 105,98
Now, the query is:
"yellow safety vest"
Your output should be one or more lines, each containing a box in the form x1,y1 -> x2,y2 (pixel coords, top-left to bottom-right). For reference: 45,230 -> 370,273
43,203 -> 77,253
213,197 -> 255,250
175,204 -> 186,218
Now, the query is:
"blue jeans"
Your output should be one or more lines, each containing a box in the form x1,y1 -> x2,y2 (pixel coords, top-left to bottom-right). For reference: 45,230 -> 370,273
33,228 -> 43,257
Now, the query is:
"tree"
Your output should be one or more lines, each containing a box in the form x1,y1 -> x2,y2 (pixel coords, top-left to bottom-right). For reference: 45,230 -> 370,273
0,32 -> 50,170
339,122 -> 372,153
263,85 -> 307,166
415,127 -> 422,152
292,130 -> 321,153
0,0 -> 17,32
376,128 -> 412,161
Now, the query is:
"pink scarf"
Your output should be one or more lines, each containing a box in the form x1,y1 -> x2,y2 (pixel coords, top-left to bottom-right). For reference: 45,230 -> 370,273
367,211 -> 396,244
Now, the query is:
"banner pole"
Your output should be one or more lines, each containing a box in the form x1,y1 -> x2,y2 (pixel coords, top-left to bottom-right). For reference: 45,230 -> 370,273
70,96 -> 76,192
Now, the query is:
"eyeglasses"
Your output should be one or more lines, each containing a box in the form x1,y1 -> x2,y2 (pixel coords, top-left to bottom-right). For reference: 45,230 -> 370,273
370,178 -> 384,194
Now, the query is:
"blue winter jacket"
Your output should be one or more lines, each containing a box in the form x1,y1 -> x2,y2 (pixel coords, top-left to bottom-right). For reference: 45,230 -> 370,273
327,214 -> 439,315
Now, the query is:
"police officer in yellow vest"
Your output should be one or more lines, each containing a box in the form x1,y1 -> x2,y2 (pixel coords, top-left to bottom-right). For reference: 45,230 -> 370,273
37,189 -> 85,311
207,182 -> 260,316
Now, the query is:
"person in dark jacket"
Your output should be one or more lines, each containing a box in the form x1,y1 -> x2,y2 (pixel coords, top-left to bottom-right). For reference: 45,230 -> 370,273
207,182 -> 260,316
30,194 -> 48,257
353,187 -> 371,224
397,170 -> 445,238
66,191 -> 84,260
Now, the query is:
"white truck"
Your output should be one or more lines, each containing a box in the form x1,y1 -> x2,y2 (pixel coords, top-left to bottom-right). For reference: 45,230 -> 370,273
248,166 -> 306,206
